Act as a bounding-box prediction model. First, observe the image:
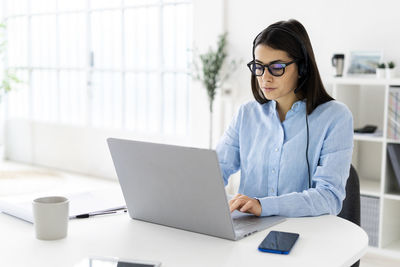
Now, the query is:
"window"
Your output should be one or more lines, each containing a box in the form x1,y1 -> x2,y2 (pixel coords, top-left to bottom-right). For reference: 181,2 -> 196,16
4,0 -> 192,136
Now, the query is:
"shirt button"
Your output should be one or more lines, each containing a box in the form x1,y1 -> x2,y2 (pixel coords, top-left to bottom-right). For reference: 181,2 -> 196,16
275,148 -> 279,152
272,169 -> 275,174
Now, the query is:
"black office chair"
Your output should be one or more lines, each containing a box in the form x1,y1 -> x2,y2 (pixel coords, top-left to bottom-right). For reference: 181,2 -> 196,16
338,165 -> 360,267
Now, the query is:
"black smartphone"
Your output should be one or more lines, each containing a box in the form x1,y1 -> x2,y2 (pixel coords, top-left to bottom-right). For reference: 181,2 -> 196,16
258,231 -> 299,254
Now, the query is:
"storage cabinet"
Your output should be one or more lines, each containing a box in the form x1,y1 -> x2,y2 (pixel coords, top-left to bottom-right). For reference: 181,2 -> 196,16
329,77 -> 400,254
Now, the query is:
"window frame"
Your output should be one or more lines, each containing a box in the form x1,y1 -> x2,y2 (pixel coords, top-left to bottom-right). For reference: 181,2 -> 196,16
3,0 -> 192,137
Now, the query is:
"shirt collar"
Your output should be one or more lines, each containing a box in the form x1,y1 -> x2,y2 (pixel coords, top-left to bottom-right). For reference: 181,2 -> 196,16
290,99 -> 306,113
267,99 -> 306,113
268,100 -> 277,112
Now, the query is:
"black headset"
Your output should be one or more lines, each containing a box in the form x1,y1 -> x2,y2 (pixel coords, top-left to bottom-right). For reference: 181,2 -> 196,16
251,25 -> 312,189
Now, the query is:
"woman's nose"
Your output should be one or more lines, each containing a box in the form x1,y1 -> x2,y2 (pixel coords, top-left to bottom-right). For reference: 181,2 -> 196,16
261,68 -> 273,82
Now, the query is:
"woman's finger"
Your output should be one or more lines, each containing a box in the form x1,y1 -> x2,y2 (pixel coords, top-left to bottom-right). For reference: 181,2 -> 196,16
229,194 -> 241,205
239,200 -> 253,213
229,198 -> 244,212
229,193 -> 243,205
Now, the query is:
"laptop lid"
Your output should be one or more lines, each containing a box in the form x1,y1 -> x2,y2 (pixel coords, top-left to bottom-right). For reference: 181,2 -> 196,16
107,138 -> 237,240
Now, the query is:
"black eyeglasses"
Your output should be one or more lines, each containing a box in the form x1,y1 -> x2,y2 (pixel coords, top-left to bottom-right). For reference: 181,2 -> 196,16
247,60 -> 297,77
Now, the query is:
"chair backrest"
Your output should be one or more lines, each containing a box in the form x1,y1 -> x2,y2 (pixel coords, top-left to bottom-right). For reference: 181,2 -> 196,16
338,165 -> 360,226
338,167 -> 361,267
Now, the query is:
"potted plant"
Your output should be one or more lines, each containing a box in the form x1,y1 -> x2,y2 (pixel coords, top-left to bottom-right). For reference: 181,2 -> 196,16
193,33 -> 238,148
386,61 -> 396,79
376,63 -> 386,78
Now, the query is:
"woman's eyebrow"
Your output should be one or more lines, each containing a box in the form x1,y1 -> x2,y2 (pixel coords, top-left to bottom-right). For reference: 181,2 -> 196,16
255,59 -> 285,65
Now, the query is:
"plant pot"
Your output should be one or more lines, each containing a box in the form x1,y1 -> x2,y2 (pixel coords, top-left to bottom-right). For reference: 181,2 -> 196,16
386,68 -> 396,79
376,68 -> 386,78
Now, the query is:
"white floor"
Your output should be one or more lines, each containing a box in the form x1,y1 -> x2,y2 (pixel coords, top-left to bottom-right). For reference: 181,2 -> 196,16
0,160 -> 120,197
361,251 -> 400,266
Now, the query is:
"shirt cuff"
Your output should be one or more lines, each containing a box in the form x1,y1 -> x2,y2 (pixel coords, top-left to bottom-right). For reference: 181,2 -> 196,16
257,196 -> 280,217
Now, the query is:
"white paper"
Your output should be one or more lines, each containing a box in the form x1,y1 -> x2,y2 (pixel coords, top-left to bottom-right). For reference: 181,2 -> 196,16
0,188 -> 126,223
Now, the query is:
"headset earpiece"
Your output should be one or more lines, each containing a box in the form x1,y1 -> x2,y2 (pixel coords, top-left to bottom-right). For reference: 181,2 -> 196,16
298,60 -> 306,77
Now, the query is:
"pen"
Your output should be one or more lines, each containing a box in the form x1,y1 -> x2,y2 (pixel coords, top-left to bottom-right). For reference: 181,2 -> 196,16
74,208 -> 127,219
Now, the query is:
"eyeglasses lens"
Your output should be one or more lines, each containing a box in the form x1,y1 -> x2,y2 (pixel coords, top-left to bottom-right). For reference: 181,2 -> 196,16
269,63 -> 285,76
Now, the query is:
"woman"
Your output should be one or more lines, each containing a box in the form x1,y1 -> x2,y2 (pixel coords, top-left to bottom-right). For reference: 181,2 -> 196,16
216,19 -> 353,217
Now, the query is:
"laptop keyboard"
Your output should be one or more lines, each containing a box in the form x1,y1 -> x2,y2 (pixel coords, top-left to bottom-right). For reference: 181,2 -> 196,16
232,215 -> 260,229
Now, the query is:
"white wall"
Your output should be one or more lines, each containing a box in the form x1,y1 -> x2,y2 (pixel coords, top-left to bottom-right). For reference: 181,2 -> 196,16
5,0 -> 400,180
190,0 -> 225,148
5,119 -> 194,179
0,2 -> 5,152
224,0 -> 400,109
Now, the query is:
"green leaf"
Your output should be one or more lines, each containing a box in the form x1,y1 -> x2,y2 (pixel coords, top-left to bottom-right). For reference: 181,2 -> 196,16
191,32 -> 234,110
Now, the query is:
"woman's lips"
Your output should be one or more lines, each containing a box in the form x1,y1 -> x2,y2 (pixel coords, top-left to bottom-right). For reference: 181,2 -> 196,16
262,87 -> 276,92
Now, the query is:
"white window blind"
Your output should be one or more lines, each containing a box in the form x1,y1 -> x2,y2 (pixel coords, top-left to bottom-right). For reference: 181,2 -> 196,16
4,0 -> 192,136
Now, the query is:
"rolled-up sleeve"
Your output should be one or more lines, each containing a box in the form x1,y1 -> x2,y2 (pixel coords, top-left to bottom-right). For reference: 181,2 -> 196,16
258,106 -> 354,217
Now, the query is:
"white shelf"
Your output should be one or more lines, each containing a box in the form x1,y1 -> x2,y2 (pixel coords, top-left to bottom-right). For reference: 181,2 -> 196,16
354,132 -> 384,143
384,194 -> 400,201
387,139 -> 400,144
360,179 -> 381,197
327,76 -> 400,86
331,77 -> 400,255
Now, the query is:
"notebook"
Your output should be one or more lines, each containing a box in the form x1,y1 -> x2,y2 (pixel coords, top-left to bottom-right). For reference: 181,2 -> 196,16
0,188 -> 126,223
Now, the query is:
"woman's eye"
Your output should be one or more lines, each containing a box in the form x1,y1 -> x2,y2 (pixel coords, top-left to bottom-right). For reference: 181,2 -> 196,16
270,64 -> 284,70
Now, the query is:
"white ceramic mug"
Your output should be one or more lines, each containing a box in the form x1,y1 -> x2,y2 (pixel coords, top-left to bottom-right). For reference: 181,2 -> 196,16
32,196 -> 69,240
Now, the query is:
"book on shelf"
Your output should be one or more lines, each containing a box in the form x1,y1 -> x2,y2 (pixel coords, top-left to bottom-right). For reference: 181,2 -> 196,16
387,143 -> 400,188
388,87 -> 400,140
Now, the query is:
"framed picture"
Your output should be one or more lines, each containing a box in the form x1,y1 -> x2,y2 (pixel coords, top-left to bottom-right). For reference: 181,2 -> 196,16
347,51 -> 382,75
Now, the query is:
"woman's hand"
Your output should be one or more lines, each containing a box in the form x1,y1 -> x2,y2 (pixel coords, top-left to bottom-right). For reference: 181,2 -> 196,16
229,193 -> 262,216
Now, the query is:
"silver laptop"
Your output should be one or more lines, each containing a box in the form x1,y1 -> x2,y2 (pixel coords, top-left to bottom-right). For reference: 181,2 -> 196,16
107,138 -> 285,241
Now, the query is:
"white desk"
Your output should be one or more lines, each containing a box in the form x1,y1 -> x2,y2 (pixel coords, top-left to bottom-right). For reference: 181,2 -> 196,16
0,212 -> 368,267
0,161 -> 368,266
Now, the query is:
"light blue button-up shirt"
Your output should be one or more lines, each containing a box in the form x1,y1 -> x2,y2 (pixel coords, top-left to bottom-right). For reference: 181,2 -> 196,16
216,99 -> 353,217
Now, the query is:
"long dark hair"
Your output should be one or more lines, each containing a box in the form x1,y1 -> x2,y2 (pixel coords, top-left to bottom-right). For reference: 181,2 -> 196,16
250,19 -> 333,114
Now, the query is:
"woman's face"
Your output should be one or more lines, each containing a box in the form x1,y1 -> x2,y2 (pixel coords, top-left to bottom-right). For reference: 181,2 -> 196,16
254,44 -> 299,103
